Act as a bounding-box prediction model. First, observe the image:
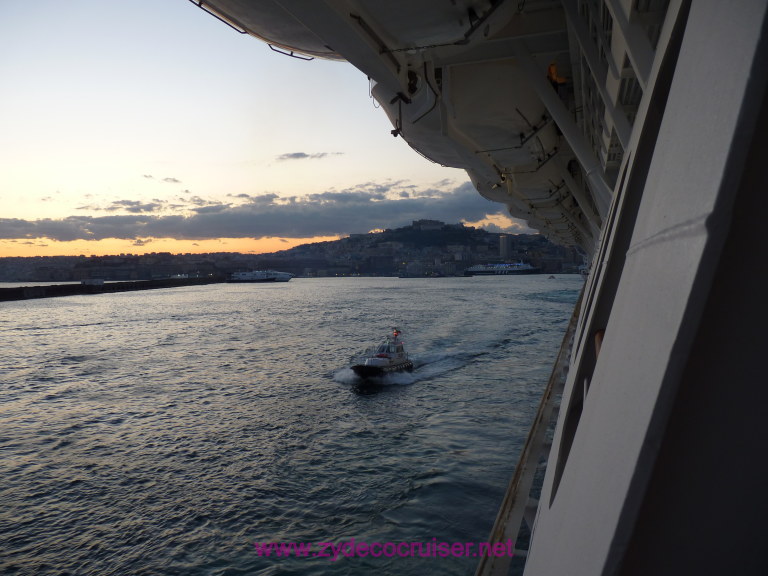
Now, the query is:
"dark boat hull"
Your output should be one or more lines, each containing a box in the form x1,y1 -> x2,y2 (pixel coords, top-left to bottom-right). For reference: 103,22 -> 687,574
351,361 -> 413,379
464,269 -> 540,276
228,278 -> 282,283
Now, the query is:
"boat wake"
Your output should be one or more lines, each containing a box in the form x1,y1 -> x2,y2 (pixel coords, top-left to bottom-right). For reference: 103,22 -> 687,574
333,349 -> 478,387
333,366 -> 416,386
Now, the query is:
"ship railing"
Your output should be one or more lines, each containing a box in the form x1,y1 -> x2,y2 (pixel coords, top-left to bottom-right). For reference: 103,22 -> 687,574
350,347 -> 376,364
475,286 -> 584,576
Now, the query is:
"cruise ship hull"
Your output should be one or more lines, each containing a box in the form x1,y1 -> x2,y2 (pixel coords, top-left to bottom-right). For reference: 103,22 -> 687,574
228,277 -> 289,283
229,270 -> 292,282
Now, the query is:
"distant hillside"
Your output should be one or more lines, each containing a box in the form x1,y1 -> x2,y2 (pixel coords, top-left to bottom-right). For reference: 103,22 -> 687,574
260,220 -> 581,276
0,221 -> 583,282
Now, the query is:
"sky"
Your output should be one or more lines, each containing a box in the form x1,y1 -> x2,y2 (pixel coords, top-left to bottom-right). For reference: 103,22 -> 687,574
0,0 -> 534,257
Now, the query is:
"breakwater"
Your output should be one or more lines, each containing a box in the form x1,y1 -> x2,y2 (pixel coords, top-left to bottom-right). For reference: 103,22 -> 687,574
0,277 -> 225,301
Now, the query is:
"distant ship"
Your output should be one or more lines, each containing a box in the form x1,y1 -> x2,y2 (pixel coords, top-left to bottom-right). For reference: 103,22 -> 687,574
463,262 -> 540,276
229,270 -> 293,283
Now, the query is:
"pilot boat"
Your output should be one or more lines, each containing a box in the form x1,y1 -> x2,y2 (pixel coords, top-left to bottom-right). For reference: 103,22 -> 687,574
351,328 -> 413,379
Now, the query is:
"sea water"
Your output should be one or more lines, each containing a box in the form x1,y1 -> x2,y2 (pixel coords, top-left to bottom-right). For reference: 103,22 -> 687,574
0,276 -> 581,575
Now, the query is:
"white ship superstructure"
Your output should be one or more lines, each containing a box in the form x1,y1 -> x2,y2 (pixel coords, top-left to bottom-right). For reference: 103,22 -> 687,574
464,262 -> 540,276
188,1 -> 768,574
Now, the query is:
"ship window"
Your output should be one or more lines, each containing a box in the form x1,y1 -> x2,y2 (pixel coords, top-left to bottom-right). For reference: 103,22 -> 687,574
619,76 -> 643,107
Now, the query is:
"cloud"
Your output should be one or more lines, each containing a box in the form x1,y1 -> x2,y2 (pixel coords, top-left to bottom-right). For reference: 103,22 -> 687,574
276,152 -> 343,161
0,180 -> 536,242
77,194 -> 238,217
107,200 -> 164,213
142,174 -> 181,184
186,195 -> 215,206
77,199 -> 165,213
191,204 -> 231,214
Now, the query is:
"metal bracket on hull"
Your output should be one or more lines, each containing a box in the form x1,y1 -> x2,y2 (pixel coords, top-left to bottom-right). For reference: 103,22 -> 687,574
187,0 -> 247,34
268,44 -> 314,61
474,114 -> 553,154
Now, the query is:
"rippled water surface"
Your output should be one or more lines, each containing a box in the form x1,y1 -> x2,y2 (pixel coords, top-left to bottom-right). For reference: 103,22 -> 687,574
0,276 -> 581,575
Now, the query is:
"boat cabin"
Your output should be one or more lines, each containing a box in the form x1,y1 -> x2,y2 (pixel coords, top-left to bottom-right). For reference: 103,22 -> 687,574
375,340 -> 405,357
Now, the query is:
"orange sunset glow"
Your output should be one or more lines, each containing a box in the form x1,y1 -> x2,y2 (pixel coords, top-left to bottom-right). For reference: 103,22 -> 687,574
0,236 -> 342,258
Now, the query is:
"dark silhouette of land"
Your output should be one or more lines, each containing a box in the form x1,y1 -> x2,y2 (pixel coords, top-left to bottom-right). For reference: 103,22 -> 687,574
0,221 -> 583,285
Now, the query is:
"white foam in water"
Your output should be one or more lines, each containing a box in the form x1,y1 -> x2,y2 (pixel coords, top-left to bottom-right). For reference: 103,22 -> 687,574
332,366 -> 415,386
333,347 -> 477,387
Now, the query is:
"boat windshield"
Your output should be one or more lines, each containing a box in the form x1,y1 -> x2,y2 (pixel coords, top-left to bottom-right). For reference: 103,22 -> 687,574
376,340 -> 401,353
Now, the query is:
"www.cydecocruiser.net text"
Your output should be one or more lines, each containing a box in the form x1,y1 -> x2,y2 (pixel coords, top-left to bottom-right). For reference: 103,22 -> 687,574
254,538 -> 515,561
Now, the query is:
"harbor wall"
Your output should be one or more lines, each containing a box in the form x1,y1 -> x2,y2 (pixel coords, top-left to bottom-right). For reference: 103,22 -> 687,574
0,277 -> 225,302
